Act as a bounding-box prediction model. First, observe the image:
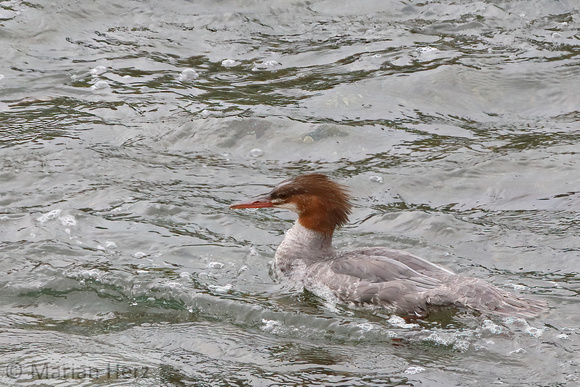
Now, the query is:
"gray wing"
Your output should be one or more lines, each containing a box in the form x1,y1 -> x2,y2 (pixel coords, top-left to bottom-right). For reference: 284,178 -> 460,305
308,255 -> 445,314
306,250 -> 546,317
330,255 -> 442,289
347,247 -> 455,276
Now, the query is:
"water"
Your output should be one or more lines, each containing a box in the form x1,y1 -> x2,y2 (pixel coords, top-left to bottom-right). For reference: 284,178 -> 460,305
1,0 -> 579,385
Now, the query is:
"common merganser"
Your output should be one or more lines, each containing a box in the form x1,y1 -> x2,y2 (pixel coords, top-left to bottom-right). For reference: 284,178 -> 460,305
230,174 -> 546,318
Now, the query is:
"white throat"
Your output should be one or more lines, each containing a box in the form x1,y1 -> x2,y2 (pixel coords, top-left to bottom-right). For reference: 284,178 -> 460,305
282,221 -> 332,251
272,221 -> 333,280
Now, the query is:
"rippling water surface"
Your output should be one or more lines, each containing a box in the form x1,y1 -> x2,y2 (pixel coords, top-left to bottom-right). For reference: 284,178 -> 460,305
1,0 -> 579,385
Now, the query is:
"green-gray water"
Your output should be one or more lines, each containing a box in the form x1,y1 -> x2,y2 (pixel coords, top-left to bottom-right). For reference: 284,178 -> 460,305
1,0 -> 579,385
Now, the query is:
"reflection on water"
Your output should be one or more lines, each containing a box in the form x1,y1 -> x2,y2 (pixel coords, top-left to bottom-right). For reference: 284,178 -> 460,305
1,0 -> 579,385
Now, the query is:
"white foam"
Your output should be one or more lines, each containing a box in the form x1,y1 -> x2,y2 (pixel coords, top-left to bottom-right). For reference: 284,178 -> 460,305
525,326 -> 544,338
261,319 -> 283,333
565,374 -> 579,382
388,315 -> 419,329
37,209 -> 61,223
503,316 -> 526,325
502,316 -> 544,337
263,60 -> 280,67
405,366 -> 425,375
416,46 -> 438,54
481,319 -> 503,334
509,348 -> 527,355
424,331 -> 470,351
59,215 -> 77,227
77,269 -> 104,281
453,340 -> 470,353
356,322 -> 377,332
163,281 -> 185,290
208,283 -> 232,293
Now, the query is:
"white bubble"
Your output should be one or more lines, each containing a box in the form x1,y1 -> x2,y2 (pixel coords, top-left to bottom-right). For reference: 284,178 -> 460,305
417,47 -> 437,53
249,148 -> 264,158
369,175 -> 383,183
221,59 -> 240,68
78,269 -> 103,281
91,80 -> 110,90
263,60 -> 280,67
179,68 -> 199,82
252,60 -> 282,71
509,348 -> 526,355
208,261 -> 224,269
90,66 -> 107,76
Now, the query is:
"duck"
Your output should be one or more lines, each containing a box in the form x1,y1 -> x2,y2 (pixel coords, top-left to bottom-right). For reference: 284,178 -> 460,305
230,173 -> 547,318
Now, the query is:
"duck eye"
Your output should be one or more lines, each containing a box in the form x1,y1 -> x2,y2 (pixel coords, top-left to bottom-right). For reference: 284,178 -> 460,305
271,191 -> 289,201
